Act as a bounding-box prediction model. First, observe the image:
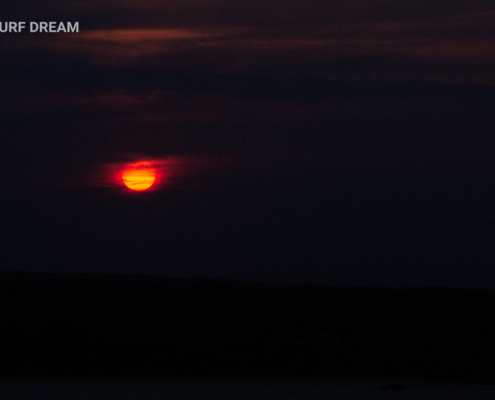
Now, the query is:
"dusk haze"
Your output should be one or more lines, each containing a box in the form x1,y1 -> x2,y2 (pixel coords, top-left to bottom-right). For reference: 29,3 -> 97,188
1,0 -> 495,395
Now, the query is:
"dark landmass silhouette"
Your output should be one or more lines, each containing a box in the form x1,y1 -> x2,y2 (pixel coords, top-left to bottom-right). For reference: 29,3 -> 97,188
0,271 -> 494,381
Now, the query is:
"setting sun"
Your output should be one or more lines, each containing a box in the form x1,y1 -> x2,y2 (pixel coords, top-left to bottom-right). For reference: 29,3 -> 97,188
122,161 -> 156,191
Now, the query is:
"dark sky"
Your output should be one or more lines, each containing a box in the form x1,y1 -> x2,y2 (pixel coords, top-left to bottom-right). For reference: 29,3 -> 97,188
1,1 -> 495,287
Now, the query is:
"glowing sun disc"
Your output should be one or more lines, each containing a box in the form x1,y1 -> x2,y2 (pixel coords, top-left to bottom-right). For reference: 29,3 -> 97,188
122,162 -> 156,191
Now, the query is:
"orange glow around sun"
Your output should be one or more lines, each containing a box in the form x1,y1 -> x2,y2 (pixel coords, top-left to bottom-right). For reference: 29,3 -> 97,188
122,161 -> 156,191
93,156 -> 205,191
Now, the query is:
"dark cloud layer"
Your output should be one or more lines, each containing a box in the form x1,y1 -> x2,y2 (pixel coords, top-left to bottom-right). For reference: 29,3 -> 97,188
3,0 -> 495,28
2,8 -> 495,86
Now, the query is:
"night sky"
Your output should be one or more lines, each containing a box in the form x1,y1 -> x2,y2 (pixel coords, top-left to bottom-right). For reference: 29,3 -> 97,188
1,1 -> 495,287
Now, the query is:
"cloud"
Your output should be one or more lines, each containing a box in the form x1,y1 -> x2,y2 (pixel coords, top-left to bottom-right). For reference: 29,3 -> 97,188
2,0 -> 495,189
2,9 -> 495,84
3,0 -> 495,29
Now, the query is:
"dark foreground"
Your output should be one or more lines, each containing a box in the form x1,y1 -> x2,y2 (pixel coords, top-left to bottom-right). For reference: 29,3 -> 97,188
1,378 -> 494,400
1,272 -> 494,382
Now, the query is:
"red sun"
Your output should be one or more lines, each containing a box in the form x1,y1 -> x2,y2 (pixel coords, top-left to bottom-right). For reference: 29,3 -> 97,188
122,161 -> 156,191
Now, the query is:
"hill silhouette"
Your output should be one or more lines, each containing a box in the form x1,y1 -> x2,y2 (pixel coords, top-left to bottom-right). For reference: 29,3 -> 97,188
0,271 -> 494,380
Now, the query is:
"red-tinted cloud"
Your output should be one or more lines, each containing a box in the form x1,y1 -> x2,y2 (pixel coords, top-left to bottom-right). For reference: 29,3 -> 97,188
2,10 -> 494,84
